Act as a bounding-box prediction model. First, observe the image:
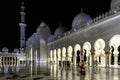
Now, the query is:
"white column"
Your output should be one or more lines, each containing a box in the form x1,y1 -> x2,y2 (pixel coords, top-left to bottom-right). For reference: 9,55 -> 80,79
101,56 -> 106,66
63,57 -> 65,68
90,56 -> 92,66
57,57 -> 59,65
3,56 -> 5,65
72,51 -> 76,66
86,56 -> 89,66
109,54 -> 111,66
86,52 -> 90,66
12,57 -> 13,65
15,57 -> 17,63
113,50 -> 119,66
97,56 -> 99,62
74,56 -> 76,66
114,55 -> 118,66
0,57 -> 1,63
51,57 -> 52,63
104,56 -> 106,66
72,56 -> 76,70
65,52 -> 68,68
6,57 -> 7,64
60,53 -> 63,67
101,56 -> 103,66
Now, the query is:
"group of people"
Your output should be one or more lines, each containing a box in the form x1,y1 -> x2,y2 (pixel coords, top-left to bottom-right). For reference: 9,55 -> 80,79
77,60 -> 98,75
77,60 -> 85,75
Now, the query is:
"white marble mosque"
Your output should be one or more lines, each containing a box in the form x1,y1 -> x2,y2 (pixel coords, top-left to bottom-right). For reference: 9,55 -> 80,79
25,0 -> 120,69
0,0 -> 120,80
0,0 -> 120,74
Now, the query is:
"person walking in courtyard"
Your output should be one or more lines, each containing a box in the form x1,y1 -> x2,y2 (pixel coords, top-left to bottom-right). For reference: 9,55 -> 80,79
79,60 -> 85,75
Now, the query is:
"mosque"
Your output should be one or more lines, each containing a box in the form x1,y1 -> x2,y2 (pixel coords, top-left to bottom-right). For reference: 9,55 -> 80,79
25,0 -> 120,69
1,0 -> 120,69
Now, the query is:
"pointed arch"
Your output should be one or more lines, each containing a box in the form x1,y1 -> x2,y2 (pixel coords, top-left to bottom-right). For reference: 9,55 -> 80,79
74,44 -> 81,56
67,46 -> 73,57
94,38 -> 105,55
62,47 -> 66,57
83,41 -> 91,56
57,48 -> 61,58
53,49 -> 57,62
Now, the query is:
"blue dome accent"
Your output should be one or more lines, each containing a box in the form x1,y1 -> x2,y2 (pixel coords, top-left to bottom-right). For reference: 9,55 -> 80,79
110,0 -> 120,10
54,26 -> 67,36
72,12 -> 92,29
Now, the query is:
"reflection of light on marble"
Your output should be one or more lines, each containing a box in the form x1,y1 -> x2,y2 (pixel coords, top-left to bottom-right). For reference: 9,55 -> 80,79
56,64 -> 60,79
35,50 -> 38,63
0,67 -> 1,72
30,47 -> 33,61
12,66 -> 14,72
30,63 -> 33,78
16,64 -> 20,73
4,65 -> 8,74
35,63 -> 37,75
0,63 -> 2,67
50,65 -> 53,77
53,64 -> 57,77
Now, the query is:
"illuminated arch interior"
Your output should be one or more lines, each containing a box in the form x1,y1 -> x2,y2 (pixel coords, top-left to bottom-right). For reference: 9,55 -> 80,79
57,48 -> 61,58
83,41 -> 91,56
62,47 -> 66,57
54,49 -> 56,59
74,44 -> 81,56
50,50 -> 53,58
94,38 -> 105,55
109,34 -> 120,54
30,46 -> 33,61
67,46 -> 73,57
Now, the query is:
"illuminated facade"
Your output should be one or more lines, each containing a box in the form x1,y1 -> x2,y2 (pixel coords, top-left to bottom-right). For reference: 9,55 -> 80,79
25,0 -> 120,68
0,2 -> 26,65
1,0 -> 120,69
0,47 -> 25,65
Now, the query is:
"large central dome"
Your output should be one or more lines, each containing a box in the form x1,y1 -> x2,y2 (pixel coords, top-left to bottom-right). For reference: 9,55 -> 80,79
72,12 -> 92,29
110,0 -> 120,10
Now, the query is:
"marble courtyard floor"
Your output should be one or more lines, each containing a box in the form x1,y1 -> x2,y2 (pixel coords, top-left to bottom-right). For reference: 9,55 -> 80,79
0,64 -> 120,80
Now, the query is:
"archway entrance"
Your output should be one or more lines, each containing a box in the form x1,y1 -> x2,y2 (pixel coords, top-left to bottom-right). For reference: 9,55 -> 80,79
94,38 -> 105,66
83,41 -> 91,66
67,46 -> 73,67
118,45 -> 120,65
74,44 -> 81,66
109,34 -> 120,66
111,46 -> 114,65
76,50 -> 80,64
84,49 -> 87,62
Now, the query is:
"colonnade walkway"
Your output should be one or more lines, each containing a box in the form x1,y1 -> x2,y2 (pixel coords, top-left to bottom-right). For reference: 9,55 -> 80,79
0,63 -> 120,80
48,63 -> 120,80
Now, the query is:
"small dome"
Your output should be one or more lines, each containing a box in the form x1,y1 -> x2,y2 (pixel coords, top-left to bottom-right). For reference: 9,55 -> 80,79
37,21 -> 51,40
72,12 -> 92,29
37,21 -> 51,33
54,25 -> 67,36
14,48 -> 19,53
2,47 -> 9,53
110,0 -> 120,10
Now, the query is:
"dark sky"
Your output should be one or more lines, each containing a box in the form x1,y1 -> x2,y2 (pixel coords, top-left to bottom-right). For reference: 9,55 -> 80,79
0,0 -> 111,52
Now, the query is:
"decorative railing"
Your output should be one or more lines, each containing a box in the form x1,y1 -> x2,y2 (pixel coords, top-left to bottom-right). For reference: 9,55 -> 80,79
48,9 -> 120,43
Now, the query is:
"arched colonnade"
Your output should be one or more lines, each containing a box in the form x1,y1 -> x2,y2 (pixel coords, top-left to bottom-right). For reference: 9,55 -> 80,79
49,34 -> 120,68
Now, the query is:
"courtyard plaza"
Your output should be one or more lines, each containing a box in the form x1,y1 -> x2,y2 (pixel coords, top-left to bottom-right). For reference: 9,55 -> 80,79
0,62 -> 120,80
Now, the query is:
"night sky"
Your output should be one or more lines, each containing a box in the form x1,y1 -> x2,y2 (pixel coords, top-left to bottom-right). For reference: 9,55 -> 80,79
0,0 -> 111,52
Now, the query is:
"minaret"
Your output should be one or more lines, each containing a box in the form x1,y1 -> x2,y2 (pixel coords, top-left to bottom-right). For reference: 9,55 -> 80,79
19,1 -> 26,53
